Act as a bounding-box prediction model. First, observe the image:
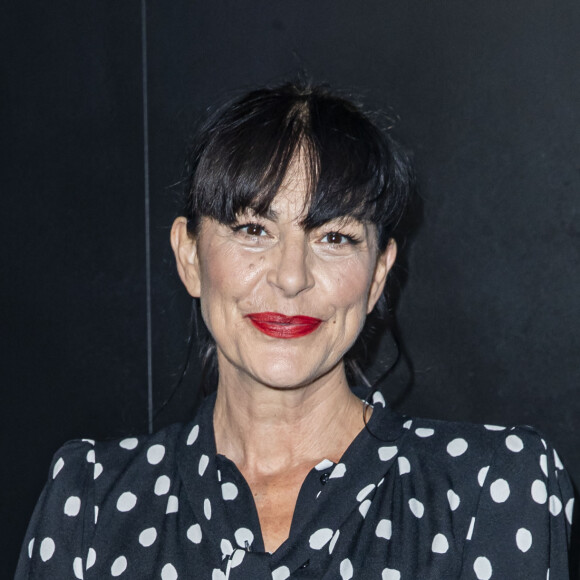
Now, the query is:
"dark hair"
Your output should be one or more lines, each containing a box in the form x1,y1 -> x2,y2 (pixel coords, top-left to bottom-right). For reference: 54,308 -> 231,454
180,82 -> 415,394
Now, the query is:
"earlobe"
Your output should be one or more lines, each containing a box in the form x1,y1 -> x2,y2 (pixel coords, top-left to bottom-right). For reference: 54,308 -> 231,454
170,217 -> 201,298
367,239 -> 397,314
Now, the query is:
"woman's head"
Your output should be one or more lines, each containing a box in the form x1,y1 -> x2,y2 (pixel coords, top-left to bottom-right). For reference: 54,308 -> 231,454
173,82 -> 415,392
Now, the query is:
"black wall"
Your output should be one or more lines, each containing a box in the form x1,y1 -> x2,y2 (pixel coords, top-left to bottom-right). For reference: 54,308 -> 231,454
2,2 -> 579,577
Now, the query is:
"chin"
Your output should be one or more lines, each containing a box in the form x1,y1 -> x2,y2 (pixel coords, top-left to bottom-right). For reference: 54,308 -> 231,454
249,357 -> 339,392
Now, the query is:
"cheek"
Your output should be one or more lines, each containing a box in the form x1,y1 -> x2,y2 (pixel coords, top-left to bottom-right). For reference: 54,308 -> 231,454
323,257 -> 375,311
198,245 -> 262,314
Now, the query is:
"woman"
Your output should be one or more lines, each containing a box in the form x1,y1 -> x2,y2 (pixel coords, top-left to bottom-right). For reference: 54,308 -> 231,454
17,83 -> 573,579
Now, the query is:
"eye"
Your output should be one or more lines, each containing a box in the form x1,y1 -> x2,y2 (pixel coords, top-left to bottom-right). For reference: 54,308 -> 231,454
233,222 -> 268,237
320,231 -> 358,245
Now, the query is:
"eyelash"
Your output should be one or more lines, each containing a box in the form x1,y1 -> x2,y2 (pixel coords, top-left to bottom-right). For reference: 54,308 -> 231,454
231,222 -> 362,246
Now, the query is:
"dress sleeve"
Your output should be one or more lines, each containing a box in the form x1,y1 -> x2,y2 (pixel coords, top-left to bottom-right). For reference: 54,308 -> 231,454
15,440 -> 96,580
460,426 -> 574,579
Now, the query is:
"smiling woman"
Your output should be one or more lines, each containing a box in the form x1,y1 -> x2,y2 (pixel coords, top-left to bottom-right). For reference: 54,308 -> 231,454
17,83 -> 573,579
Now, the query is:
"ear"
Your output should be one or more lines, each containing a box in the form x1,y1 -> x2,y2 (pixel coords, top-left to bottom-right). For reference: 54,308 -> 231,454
170,217 -> 201,298
367,239 -> 397,314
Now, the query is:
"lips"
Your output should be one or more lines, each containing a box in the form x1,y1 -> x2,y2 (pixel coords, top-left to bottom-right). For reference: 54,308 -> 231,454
246,312 -> 323,339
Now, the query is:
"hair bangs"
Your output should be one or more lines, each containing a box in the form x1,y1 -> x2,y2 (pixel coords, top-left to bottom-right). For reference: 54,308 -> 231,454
186,92 -> 315,232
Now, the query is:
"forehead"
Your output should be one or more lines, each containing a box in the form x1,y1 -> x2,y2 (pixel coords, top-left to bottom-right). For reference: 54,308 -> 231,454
265,159 -> 311,221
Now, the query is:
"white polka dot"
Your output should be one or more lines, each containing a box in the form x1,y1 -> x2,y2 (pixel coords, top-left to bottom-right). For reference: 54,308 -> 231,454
221,482 -> 238,500
531,479 -> 548,504
73,556 -> 84,579
478,466 -> 490,487
340,558 -> 354,580
315,459 -> 333,470
359,499 -> 371,517
565,498 -> 574,525
484,424 -> 505,431
372,391 -> 386,407
505,434 -> 524,452
329,529 -> 340,554
378,446 -> 398,461
166,495 -> 179,514
408,498 -> 424,518
403,419 -> 412,429
155,475 -> 171,496
64,496 -> 81,517
516,528 -> 532,552
447,489 -> 460,511
187,524 -> 202,544
111,555 -> 127,576
540,454 -> 548,477
415,427 -> 434,438
81,438 -> 95,445
541,438 -> 547,449
86,449 -> 95,463
28,538 -> 34,558
119,438 -> 138,450
398,456 -> 411,475
356,483 -> 375,502
432,533 -> 449,554
220,539 -> 233,557
40,537 -> 55,562
86,548 -> 96,569
94,463 -> 103,479
490,478 -> 510,503
375,519 -> 392,540
147,444 -> 166,465
309,528 -> 333,549
382,568 -> 401,580
161,563 -> 178,580
198,455 -> 209,476
272,566 -> 290,580
547,570 -> 550,579
330,463 -> 346,478
549,495 -> 562,516
473,556 -> 492,579
234,527 -> 254,548
447,438 -> 468,457
553,449 -> 564,470
230,549 -> 245,568
489,479 -> 510,503
53,457 -> 65,479
116,492 -> 137,512
212,570 -> 226,580
94,506 -> 99,524
187,425 -> 199,445
139,527 -> 157,547
466,517 -> 475,540
204,498 -> 212,520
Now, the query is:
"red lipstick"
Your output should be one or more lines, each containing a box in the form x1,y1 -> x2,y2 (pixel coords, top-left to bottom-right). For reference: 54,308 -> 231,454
246,312 -> 322,338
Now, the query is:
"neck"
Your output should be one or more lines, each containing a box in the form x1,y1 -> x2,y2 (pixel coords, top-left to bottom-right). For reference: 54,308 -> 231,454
213,363 -> 368,477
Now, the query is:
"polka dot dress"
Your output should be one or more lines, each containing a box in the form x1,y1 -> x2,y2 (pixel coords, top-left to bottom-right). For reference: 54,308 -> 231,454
17,390 -> 574,579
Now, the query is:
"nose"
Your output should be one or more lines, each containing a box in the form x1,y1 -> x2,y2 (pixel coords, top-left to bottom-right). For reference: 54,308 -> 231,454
267,235 -> 315,297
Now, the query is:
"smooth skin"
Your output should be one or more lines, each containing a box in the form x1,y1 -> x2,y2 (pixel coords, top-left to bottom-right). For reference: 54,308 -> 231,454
171,161 -> 397,552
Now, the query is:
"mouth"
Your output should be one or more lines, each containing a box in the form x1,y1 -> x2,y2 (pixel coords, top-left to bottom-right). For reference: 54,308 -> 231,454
245,312 -> 323,339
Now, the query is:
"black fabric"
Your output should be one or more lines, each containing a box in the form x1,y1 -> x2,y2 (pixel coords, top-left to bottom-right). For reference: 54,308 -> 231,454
17,390 -> 573,579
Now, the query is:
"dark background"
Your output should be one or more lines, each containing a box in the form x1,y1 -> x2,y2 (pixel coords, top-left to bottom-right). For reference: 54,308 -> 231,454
2,1 -> 579,577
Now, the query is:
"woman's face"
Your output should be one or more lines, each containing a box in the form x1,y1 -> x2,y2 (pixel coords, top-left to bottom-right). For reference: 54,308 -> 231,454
172,164 -> 396,392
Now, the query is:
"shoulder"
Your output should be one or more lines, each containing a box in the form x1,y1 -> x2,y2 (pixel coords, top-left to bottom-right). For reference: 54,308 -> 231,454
89,421 -> 186,494
395,415 -> 573,509
399,414 -> 556,464
47,422 -> 186,480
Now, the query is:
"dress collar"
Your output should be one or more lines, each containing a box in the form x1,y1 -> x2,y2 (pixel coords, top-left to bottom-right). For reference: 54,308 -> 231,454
177,388 -> 408,571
